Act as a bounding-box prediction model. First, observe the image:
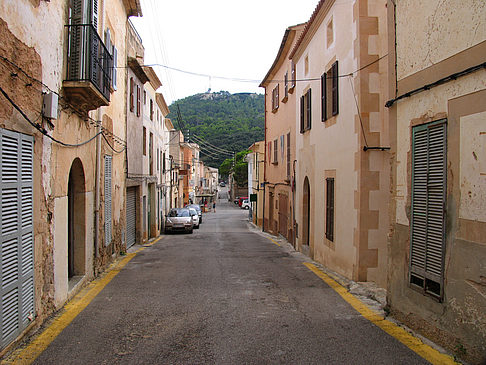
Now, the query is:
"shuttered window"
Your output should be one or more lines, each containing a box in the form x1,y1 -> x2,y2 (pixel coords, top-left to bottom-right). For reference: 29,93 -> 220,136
286,133 -> 291,179
410,120 -> 446,299
322,61 -> 339,121
0,129 -> 34,349
300,89 -> 312,133
273,138 -> 278,164
325,178 -> 334,241
104,155 -> 112,246
129,77 -> 134,112
136,85 -> 141,117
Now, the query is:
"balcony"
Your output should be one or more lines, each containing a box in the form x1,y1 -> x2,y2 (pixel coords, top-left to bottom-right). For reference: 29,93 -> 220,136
63,24 -> 112,112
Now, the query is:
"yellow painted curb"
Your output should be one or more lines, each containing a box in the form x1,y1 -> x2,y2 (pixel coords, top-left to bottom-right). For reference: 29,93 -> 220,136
2,237 -> 164,365
303,262 -> 458,365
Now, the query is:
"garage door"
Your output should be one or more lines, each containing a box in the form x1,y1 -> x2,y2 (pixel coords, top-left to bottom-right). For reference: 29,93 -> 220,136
126,187 -> 136,248
0,129 -> 34,349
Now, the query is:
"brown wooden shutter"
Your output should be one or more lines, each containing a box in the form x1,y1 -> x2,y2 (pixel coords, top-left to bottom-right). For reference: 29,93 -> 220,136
286,132 -> 291,179
306,89 -> 312,130
321,72 -> 327,122
300,96 -> 305,133
332,61 -> 339,116
129,77 -> 134,112
273,138 -> 278,163
326,178 -> 334,241
136,85 -> 141,117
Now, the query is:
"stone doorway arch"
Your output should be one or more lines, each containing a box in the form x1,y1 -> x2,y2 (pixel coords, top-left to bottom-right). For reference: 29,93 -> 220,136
68,158 -> 86,279
302,176 -> 310,247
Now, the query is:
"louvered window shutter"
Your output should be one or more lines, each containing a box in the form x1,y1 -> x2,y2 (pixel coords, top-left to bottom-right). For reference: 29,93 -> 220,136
0,129 -> 34,349
91,0 -> 98,30
112,46 -> 117,90
300,96 -> 305,133
130,78 -> 134,112
321,73 -> 327,122
104,156 -> 112,246
136,85 -> 141,117
332,61 -> 339,116
410,120 -> 446,298
306,89 -> 312,130
326,178 -> 334,241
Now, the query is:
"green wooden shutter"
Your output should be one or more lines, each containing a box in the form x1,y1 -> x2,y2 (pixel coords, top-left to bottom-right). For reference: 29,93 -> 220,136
410,120 -> 446,298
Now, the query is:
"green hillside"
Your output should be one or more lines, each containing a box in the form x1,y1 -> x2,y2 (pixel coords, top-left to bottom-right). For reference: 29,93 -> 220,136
168,91 -> 264,168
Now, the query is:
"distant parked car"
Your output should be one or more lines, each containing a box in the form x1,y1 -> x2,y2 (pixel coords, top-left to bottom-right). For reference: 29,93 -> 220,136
241,199 -> 250,210
238,197 -> 248,207
188,207 -> 200,229
219,181 -> 226,187
185,204 -> 202,223
164,208 -> 193,234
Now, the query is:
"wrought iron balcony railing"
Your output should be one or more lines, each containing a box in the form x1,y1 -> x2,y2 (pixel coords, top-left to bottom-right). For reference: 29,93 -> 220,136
65,24 -> 112,105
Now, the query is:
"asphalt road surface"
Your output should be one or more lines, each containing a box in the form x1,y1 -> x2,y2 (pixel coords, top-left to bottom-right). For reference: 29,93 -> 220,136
33,199 -> 429,364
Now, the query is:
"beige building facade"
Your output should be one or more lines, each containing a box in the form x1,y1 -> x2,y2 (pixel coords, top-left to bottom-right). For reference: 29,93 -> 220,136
261,24 -> 305,244
0,0 -> 141,352
292,0 -> 390,287
387,0 -> 486,362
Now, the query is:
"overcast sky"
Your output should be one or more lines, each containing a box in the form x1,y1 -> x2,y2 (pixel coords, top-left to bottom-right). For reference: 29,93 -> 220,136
130,0 -> 319,105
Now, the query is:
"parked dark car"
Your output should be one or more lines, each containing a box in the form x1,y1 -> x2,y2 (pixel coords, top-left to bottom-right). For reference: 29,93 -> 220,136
185,204 -> 202,223
164,208 -> 193,234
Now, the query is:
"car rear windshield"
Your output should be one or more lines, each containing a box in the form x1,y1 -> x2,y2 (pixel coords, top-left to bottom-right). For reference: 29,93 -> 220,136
169,209 -> 190,217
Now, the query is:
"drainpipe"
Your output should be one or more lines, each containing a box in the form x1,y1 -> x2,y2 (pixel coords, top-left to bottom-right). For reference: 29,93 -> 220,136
262,90 -> 267,232
94,121 -> 101,258
292,159 -> 297,248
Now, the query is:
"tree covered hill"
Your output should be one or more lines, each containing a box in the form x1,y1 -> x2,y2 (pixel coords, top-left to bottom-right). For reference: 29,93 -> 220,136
168,91 -> 264,168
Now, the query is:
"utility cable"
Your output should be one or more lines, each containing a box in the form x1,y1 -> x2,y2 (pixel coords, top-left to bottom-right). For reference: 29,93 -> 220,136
190,135 -> 234,156
190,133 -> 234,154
348,77 -> 369,148
0,55 -> 126,146
0,85 -> 102,147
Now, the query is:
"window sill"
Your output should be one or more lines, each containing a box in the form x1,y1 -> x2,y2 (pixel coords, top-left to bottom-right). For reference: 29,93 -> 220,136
271,162 -> 278,165
288,86 -> 295,94
323,115 -> 337,128
271,107 -> 279,114
281,95 -> 288,103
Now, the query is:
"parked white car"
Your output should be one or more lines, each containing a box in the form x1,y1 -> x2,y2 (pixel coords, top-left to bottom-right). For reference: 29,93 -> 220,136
241,199 -> 250,210
188,207 -> 200,229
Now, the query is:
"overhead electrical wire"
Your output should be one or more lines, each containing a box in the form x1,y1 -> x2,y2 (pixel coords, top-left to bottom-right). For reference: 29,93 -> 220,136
0,85 -> 103,148
190,133 -> 234,154
0,55 -> 127,147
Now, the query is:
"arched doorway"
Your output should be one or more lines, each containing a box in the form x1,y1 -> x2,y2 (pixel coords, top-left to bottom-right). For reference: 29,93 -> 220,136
68,158 -> 86,279
302,177 -> 310,246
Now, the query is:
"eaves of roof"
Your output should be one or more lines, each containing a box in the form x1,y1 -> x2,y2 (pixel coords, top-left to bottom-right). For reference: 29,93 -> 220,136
259,23 -> 307,88
289,0 -> 334,61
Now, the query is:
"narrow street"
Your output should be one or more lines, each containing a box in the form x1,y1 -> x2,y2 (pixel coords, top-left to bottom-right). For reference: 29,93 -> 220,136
21,192 -> 429,364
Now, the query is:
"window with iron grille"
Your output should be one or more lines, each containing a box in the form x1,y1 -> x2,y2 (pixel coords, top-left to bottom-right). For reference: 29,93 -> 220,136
300,89 -> 312,133
410,120 -> 447,300
325,178 -> 334,241
321,60 -> 339,122
150,99 -> 154,121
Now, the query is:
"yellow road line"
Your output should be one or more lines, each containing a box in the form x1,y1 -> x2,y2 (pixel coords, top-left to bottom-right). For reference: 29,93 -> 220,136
267,237 -> 281,247
303,263 -> 458,365
3,237 -> 164,365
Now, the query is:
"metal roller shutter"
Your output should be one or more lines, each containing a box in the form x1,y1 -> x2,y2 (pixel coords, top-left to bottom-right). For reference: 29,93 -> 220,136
126,187 -> 136,248
0,129 -> 34,349
410,120 -> 446,298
